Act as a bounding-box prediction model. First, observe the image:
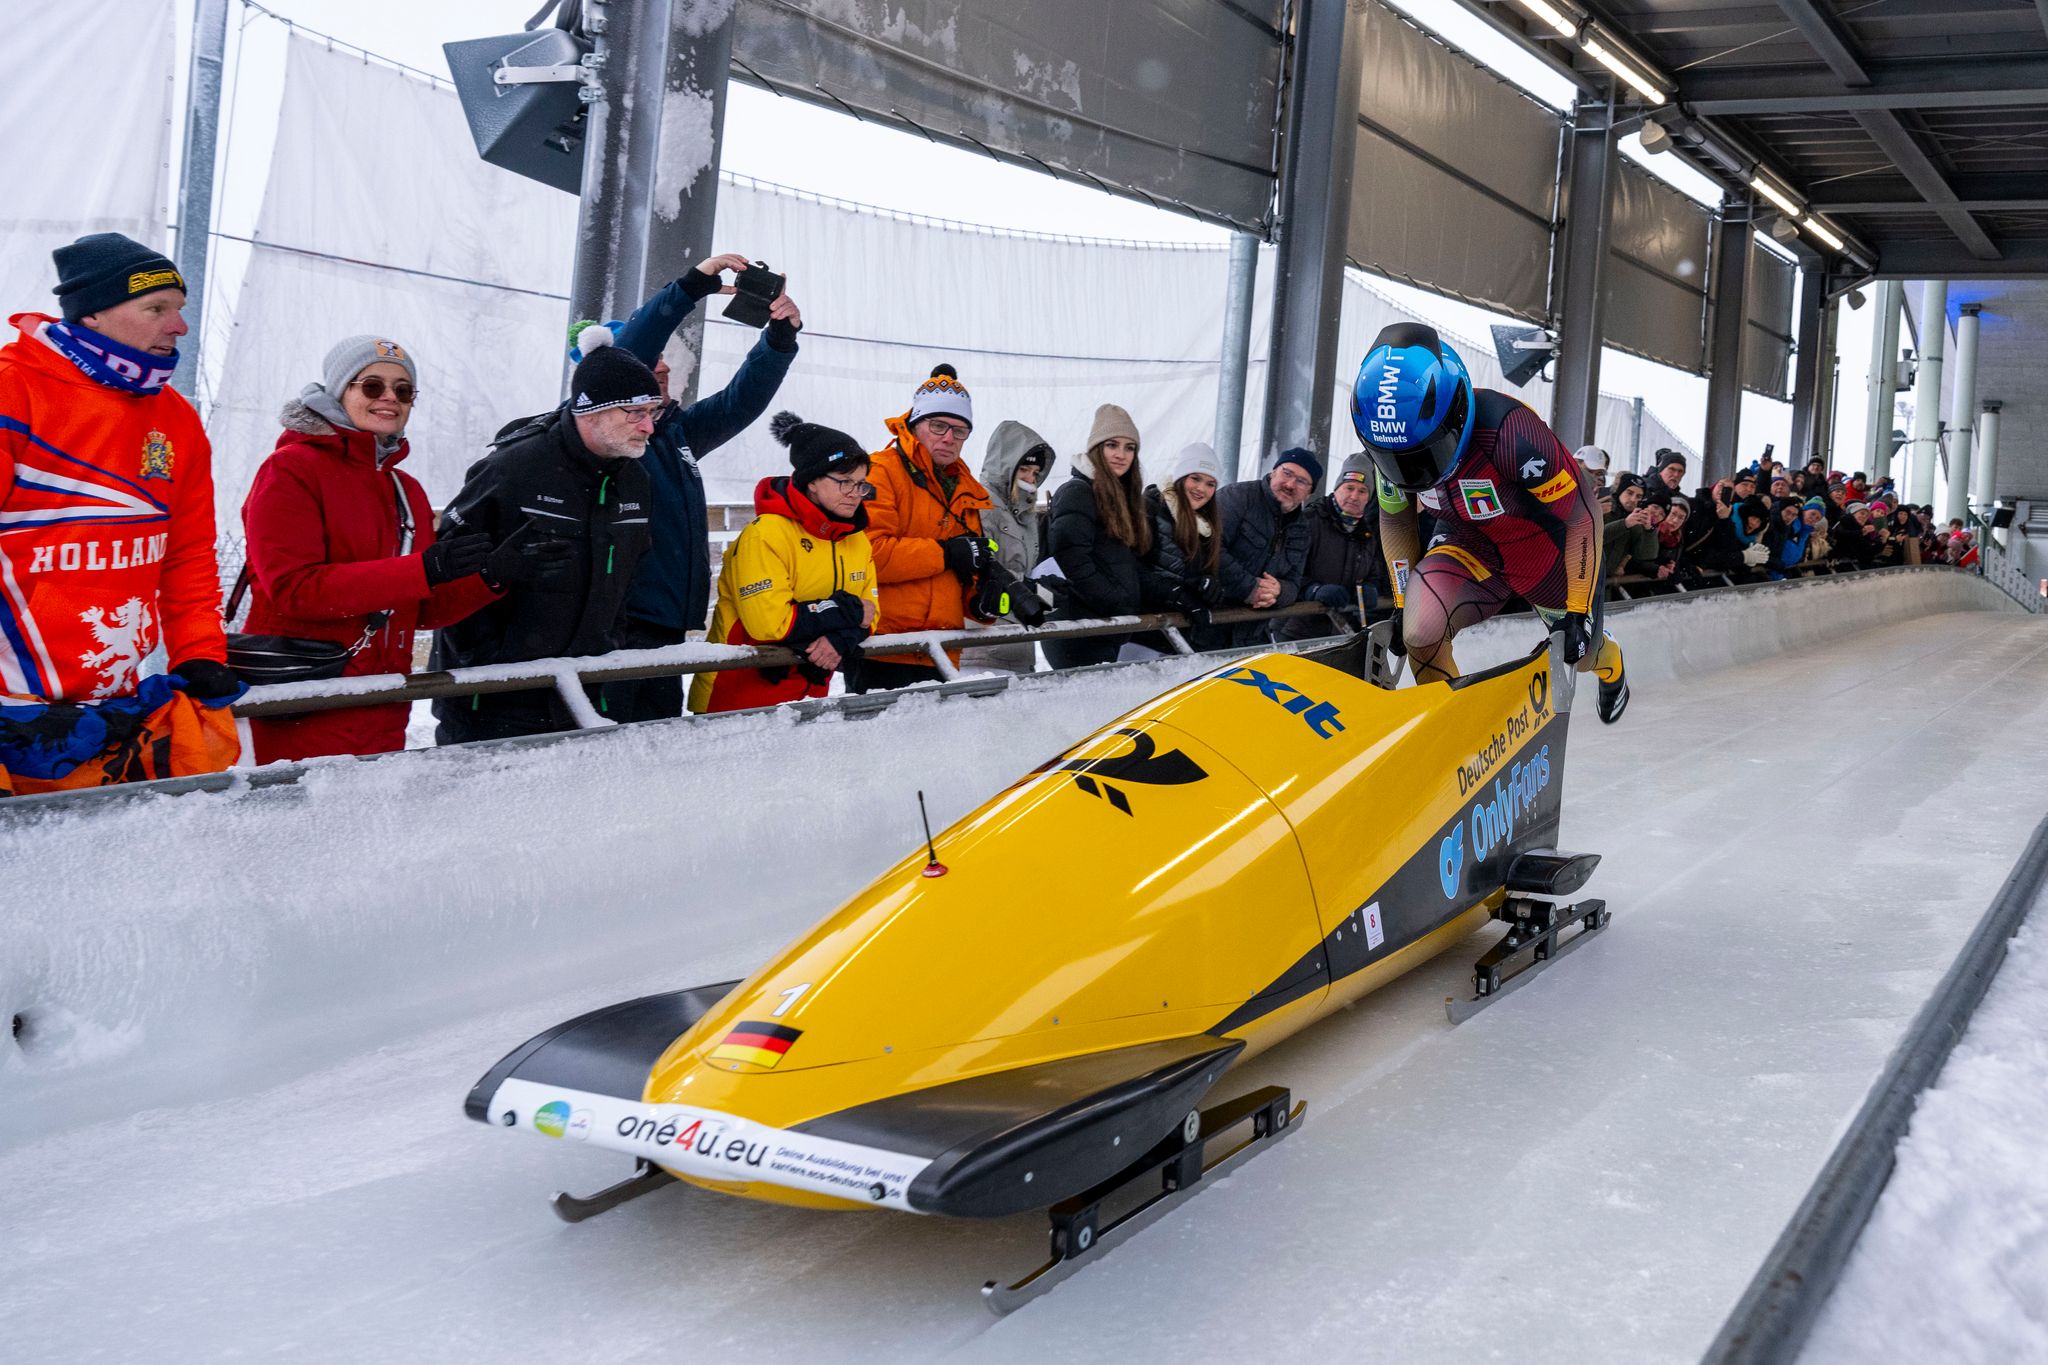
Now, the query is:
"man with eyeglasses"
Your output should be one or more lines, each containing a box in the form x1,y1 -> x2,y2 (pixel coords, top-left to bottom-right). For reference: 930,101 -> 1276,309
430,346 -> 664,744
858,363 -> 997,691
566,253 -> 804,722
1211,447 -> 1318,648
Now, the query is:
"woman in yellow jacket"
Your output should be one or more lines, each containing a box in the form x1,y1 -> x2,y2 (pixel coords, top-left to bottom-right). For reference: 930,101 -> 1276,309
857,363 -> 994,691
689,413 -> 879,715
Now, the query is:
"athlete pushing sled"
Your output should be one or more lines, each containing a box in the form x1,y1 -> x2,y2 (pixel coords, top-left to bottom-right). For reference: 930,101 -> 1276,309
1350,322 -> 1629,723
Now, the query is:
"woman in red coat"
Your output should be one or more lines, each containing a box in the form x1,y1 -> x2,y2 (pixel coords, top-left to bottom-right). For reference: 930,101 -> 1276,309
239,335 -> 498,763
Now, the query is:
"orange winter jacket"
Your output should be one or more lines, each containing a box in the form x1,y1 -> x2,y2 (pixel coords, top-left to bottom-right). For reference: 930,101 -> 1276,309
0,313 -> 226,701
865,413 -> 992,665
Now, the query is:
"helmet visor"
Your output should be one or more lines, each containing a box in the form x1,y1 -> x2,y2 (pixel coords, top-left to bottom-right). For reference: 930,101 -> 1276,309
1367,381 -> 1469,491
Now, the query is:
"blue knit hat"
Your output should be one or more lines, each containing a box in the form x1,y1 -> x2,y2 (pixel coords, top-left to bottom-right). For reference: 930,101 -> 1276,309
1275,446 -> 1324,485
52,232 -> 184,322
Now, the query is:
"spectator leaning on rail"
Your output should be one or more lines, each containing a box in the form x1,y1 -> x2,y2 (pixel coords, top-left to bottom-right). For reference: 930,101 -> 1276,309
1213,447 -> 1317,647
958,419 -> 1056,676
238,336 -> 498,763
1280,453 -> 1383,643
689,412 -> 877,714
1145,440 -> 1225,633
429,346 -> 661,744
859,364 -> 995,693
0,232 -> 241,796
1042,403 -> 1186,670
1644,450 -> 1687,508
571,252 -> 802,722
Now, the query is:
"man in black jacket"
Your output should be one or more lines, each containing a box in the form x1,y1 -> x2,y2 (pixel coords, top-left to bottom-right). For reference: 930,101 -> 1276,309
1280,453 -> 1384,642
1214,447 -> 1316,647
430,348 -> 663,744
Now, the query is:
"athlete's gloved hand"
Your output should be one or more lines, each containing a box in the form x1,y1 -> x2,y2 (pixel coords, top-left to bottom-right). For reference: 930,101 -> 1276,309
422,532 -> 493,586
1385,618 -> 1408,657
169,658 -> 248,708
485,533 -> 577,590
940,534 -> 988,584
1556,610 -> 1593,665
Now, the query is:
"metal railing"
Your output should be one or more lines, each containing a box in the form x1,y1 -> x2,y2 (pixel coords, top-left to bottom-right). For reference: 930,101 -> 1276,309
1968,511 -> 2043,613
231,603 -> 1347,725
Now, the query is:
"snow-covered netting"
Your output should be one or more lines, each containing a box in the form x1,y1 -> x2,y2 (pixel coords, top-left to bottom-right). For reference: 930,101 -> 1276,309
203,37 -> 1692,520
0,569 -> 2013,1145
0,0 -> 173,313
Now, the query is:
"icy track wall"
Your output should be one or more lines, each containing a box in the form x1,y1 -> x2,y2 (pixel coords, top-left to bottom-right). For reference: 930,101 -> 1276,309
1,570 -> 2014,1145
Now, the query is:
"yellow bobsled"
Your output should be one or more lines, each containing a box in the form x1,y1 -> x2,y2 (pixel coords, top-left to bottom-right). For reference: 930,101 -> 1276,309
468,628 -> 1609,1307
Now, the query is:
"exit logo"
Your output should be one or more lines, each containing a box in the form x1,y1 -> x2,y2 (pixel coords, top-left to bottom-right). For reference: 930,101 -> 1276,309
1218,666 -> 1345,739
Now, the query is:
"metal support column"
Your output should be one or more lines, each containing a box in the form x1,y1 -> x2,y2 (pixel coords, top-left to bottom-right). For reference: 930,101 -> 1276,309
1702,195 -> 1754,483
1947,304 -> 1981,520
1551,98 -> 1618,451
1257,0 -> 1364,479
170,0 -> 230,400
1787,262 -> 1826,465
1216,232 -> 1260,481
1816,297 -> 1841,468
1865,279 -> 1903,478
1907,279 -> 1948,506
1978,400 -> 2002,513
638,1 -> 734,406
1629,395 -> 1645,475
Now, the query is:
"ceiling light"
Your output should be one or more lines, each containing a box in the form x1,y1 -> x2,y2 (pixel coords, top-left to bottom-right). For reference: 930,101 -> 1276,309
1581,35 -> 1669,106
1847,287 -> 1868,310
1803,216 -> 1846,252
1639,118 -> 1672,154
1512,0 -> 1579,39
1748,174 -> 1804,218
1769,217 -> 1799,244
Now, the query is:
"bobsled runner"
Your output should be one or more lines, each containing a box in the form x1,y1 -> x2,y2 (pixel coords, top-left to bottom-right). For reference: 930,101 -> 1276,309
467,624 -> 1611,1311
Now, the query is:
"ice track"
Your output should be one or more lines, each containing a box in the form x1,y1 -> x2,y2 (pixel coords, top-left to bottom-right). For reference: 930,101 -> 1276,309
4,571 -> 2045,1363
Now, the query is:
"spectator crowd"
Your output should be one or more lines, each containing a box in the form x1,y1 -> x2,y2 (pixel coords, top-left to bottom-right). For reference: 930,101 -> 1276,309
0,229 -> 1988,795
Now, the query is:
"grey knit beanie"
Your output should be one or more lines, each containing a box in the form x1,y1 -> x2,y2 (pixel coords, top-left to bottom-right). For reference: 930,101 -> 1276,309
322,335 -> 417,396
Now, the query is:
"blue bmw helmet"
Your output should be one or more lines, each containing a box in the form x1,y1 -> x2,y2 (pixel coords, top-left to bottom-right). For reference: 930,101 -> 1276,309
1349,322 -> 1476,491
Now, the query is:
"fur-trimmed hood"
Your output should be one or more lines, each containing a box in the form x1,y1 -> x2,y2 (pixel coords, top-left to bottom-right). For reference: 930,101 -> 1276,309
273,393 -> 409,467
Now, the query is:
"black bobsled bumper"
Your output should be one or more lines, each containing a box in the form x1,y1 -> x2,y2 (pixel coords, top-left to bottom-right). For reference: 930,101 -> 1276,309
464,981 -> 739,1122
796,1035 -> 1244,1218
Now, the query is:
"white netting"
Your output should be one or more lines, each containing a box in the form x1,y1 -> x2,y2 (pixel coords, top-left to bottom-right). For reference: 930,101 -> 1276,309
0,0 -> 173,315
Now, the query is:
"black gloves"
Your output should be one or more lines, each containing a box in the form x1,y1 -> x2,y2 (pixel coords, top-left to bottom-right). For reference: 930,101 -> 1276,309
940,534 -> 989,584
170,658 -> 245,706
680,267 -> 724,303
786,592 -> 868,683
1556,610 -> 1593,664
484,533 -> 577,590
973,574 -> 1052,626
1309,583 -> 1352,611
766,315 -> 801,352
1008,581 -> 1051,628
1169,581 -> 1212,630
422,532 -> 492,586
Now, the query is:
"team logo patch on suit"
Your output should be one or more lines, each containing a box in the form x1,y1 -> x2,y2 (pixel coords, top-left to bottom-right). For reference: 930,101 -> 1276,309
1458,479 -> 1503,520
710,1021 -> 802,1069
1531,470 -> 1578,503
140,430 -> 174,481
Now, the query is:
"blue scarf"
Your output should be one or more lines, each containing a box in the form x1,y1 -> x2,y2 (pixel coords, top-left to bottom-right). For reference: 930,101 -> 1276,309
41,319 -> 179,396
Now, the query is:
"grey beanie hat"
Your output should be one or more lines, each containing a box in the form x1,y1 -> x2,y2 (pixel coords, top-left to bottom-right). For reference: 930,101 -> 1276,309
322,335 -> 417,397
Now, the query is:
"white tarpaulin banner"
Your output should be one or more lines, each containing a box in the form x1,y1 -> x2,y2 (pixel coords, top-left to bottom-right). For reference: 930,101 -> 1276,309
0,0 -> 172,318
211,37 -> 1691,532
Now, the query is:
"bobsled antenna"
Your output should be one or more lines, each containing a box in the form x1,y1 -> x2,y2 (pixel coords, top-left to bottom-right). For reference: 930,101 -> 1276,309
918,791 -> 949,878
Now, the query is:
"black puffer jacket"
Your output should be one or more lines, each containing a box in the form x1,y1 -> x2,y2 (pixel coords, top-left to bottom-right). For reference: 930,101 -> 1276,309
430,407 -> 652,733
1214,477 -> 1310,645
1279,495 -> 1384,642
1046,469 -> 1180,618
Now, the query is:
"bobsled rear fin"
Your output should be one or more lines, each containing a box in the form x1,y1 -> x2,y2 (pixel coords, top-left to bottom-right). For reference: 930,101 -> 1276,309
464,981 -> 738,1123
796,1036 -> 1244,1218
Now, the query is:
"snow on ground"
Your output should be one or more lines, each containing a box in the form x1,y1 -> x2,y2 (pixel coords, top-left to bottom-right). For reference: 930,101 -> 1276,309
1802,913 -> 2048,1364
2,570 -> 2042,1362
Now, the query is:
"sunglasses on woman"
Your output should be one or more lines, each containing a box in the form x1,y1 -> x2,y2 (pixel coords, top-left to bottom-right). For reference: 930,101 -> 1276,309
348,376 -> 417,404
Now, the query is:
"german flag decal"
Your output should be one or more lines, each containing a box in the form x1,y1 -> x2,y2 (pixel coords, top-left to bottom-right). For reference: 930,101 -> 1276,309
710,1021 -> 803,1069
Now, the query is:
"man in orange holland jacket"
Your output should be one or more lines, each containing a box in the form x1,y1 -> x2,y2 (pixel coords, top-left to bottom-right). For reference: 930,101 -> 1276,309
857,363 -> 997,692
0,233 -> 241,796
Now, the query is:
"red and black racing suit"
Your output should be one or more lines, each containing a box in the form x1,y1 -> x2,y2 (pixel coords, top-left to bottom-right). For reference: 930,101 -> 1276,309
1375,389 -> 1605,683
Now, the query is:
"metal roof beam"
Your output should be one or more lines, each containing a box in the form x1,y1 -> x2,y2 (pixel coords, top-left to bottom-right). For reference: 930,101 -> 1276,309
1812,174 -> 2048,214
1769,0 -> 1870,86
1874,237 -> 2048,277
1631,1 -> 2016,34
1681,58 -> 2048,114
1854,111 -> 2003,260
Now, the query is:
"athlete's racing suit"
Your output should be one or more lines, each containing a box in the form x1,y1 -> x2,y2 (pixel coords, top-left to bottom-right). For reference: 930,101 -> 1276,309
1374,388 -> 1617,686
